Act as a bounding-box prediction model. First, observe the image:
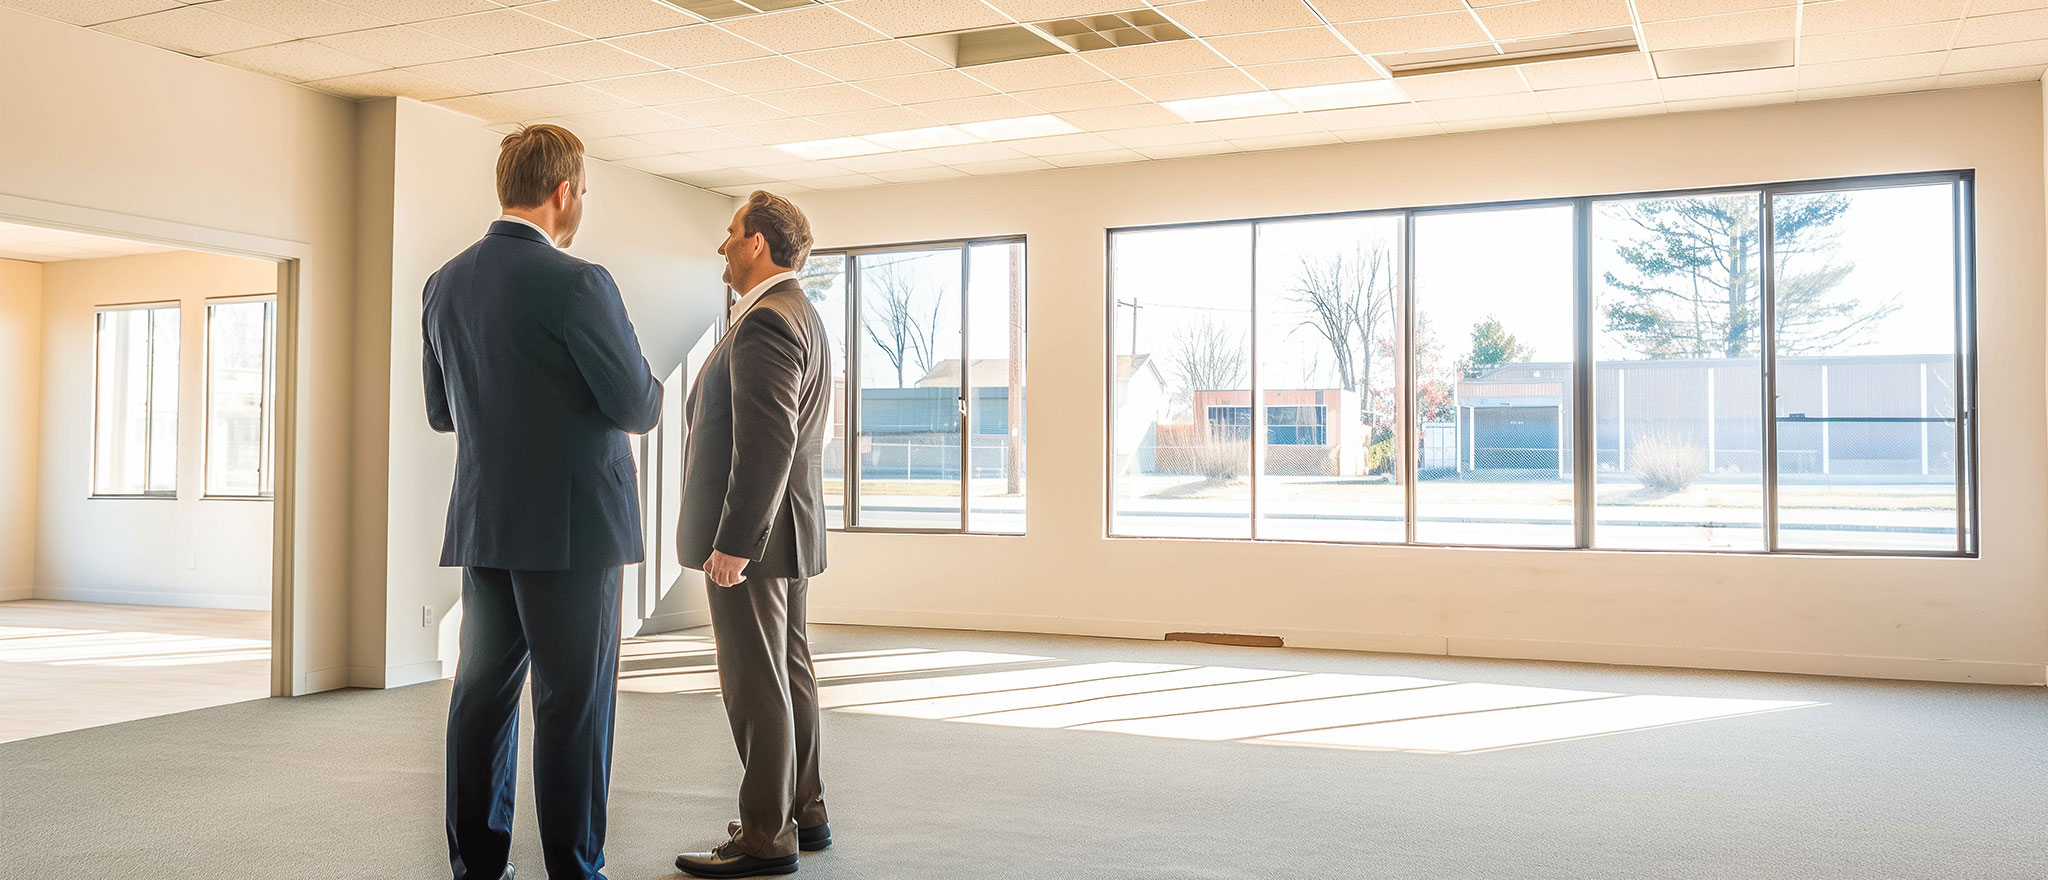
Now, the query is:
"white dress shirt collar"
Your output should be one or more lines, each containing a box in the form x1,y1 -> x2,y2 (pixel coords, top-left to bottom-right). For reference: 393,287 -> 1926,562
496,214 -> 558,248
728,269 -> 795,328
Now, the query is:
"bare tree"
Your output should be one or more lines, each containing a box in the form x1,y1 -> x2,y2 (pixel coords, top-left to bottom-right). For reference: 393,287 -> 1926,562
859,256 -> 947,388
1161,316 -> 1247,423
1284,244 -> 1397,428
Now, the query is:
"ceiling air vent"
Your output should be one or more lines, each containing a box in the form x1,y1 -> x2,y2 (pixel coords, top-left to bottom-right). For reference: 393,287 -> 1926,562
660,0 -> 817,21
1651,39 -> 1797,77
1376,27 -> 1639,77
905,9 -> 1192,69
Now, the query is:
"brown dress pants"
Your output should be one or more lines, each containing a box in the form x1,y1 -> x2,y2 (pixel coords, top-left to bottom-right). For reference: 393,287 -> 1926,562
707,574 -> 829,859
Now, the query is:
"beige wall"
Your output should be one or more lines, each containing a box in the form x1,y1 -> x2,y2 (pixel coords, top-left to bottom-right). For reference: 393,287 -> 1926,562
1,259 -> 43,600
792,84 -> 2048,685
351,98 -> 732,687
35,251 -> 277,608
1,7 -> 358,692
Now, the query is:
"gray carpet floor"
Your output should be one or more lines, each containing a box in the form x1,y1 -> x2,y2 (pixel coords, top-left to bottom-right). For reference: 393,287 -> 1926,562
3,624 -> 2045,879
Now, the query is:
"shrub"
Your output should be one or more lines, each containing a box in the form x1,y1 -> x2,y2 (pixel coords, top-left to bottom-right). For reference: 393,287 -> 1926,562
1631,431 -> 1705,492
1367,436 -> 1395,475
1194,434 -> 1252,480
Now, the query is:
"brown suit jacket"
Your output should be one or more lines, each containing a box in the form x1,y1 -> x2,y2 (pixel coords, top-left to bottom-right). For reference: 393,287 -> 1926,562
676,278 -> 830,580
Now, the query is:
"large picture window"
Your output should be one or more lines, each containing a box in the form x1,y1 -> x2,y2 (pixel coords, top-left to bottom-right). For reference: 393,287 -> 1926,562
93,303 -> 180,497
808,237 -> 1026,534
204,297 -> 276,498
1107,172 -> 1976,557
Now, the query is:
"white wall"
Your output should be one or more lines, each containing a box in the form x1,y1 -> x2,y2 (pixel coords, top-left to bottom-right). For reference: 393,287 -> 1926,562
34,250 -> 276,609
792,84 -> 2048,685
351,98 -> 732,687
1,259 -> 42,601
1,7 -> 358,693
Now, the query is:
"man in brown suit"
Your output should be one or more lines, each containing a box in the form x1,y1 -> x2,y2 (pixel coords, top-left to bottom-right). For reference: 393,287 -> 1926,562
673,191 -> 832,879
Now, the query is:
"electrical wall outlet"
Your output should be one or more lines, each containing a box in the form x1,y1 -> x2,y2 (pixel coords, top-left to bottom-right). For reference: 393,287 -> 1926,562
422,605 -> 434,627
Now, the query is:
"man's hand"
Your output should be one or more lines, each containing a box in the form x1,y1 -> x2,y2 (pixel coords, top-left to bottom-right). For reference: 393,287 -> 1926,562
705,550 -> 750,588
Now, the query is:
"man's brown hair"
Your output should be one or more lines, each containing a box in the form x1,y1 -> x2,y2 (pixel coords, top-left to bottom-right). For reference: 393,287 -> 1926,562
741,190 -> 813,271
496,124 -> 585,209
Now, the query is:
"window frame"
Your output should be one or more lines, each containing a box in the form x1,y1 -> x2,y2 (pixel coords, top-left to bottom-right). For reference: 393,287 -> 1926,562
811,234 -> 1028,536
1105,170 -> 1978,558
90,301 -> 181,500
202,294 -> 277,501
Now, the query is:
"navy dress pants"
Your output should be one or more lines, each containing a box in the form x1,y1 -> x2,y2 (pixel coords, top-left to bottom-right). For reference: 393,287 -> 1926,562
446,565 -> 622,880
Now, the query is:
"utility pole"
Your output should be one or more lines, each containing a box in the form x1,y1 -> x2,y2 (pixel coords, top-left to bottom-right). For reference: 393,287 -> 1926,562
1115,297 -> 1143,357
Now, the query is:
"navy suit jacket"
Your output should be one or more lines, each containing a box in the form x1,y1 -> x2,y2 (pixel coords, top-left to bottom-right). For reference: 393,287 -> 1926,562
423,220 -> 662,571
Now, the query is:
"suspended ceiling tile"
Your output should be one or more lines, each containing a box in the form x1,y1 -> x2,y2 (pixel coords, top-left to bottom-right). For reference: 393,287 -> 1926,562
830,0 -> 1011,38
659,95 -> 794,126
1955,9 -> 2048,48
906,141 -> 1031,164
1632,0 -> 1791,23
1308,0 -> 1468,23
755,83 -> 894,116
1127,68 -> 1262,101
1934,63 -> 2048,86
490,82 -> 640,117
718,116 -> 844,145
586,70 -> 731,105
555,106 -> 694,137
945,156 -> 1058,175
95,6 -> 294,56
1797,78 -> 1938,102
638,126 -> 759,152
1304,100 -> 1433,129
965,54 -> 1109,92
431,94 -> 535,124
0,0 -> 181,27
1015,80 -> 1150,112
1799,22 -> 1955,65
312,26 -> 482,68
414,8 -> 584,54
1198,112 -> 1324,139
617,153 -> 728,176
1419,91 -> 1544,122
581,135 -> 673,160
872,165 -> 969,183
857,70 -> 999,104
1130,140 -> 1239,159
813,105 -> 946,135
327,0 -> 498,24
210,40 -> 388,82
1084,39 -> 1232,78
1043,147 -> 1150,167
1943,38 -> 2048,72
982,0 -> 1134,17
521,0 -> 702,40
1797,52 -> 1948,90
1206,27 -> 1352,67
688,56 -> 837,92
1533,78 -> 1662,112
791,41 -> 951,80
1800,0 -> 1971,36
203,0 -> 391,40
718,5 -> 889,53
409,55 -> 565,93
1473,0 -> 1631,42
1333,11 -> 1490,55
509,41 -> 665,81
1101,122 -> 1228,147
913,93 -> 1046,123
1656,65 -> 1797,100
1640,7 -> 1797,52
608,24 -> 772,68
1054,101 -> 1183,129
1156,0 -> 1324,38
827,152 -> 940,173
1243,56 -> 1383,89
308,68 -> 472,101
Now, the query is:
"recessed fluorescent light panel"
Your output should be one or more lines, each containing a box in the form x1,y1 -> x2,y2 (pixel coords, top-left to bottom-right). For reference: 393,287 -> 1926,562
660,0 -> 816,21
1380,27 -> 1639,76
864,125 -> 980,150
1277,80 -> 1407,112
958,114 -> 1081,141
777,136 -> 889,160
1163,90 -> 1293,122
1651,39 -> 1796,78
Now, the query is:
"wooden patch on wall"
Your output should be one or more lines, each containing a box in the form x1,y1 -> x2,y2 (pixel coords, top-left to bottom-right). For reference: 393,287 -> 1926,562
1164,632 -> 1284,648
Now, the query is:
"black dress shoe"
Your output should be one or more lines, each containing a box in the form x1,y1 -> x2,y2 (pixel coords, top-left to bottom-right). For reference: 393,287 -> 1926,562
674,840 -> 798,878
725,819 -> 832,852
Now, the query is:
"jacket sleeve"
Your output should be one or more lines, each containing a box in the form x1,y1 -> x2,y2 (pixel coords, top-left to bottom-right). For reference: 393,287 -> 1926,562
713,308 -> 804,561
563,264 -> 664,434
422,275 -> 454,434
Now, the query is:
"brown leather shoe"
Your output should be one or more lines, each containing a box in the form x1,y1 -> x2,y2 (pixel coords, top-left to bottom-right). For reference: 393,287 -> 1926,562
675,840 -> 797,878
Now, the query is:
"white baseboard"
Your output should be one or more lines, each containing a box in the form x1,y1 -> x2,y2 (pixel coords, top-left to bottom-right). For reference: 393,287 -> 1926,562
303,666 -> 351,694
810,606 -> 2047,686
633,609 -> 710,636
375,659 -> 449,689
0,586 -> 32,602
31,585 -> 270,611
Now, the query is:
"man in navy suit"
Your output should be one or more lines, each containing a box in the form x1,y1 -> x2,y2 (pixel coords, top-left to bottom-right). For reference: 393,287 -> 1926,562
423,124 -> 661,880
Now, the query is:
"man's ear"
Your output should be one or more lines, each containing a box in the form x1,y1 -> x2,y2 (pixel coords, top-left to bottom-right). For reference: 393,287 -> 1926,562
553,178 -> 575,209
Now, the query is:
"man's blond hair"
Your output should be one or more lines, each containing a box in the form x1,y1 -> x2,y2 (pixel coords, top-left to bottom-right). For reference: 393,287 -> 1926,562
496,124 -> 584,209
